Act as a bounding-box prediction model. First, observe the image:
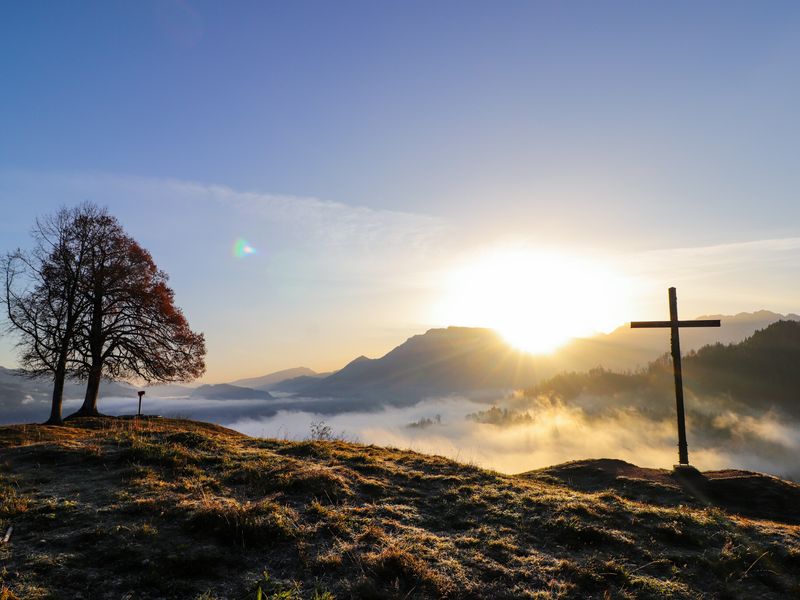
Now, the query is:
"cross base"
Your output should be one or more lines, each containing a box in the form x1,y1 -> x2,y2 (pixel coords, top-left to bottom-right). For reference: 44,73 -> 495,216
671,464 -> 709,499
671,464 -> 706,481
672,464 -> 700,471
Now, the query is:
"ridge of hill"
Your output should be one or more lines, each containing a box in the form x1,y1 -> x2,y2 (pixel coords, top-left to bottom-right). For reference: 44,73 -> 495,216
548,309 -> 800,374
269,373 -> 332,394
190,384 -> 274,401
1,310 -> 794,417
282,311 -> 797,403
295,327 -> 540,401
0,418 -> 798,599
230,367 -> 319,390
530,319 -> 800,419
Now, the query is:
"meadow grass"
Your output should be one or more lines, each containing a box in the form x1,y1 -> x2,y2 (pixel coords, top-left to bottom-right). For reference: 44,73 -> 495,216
0,417 -> 797,599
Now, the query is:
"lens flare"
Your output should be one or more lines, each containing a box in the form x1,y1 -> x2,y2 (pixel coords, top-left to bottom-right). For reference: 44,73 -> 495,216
232,238 -> 257,258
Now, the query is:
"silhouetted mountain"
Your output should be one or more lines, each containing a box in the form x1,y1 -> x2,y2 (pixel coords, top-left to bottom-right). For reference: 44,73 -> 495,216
0,310 -> 794,418
685,320 -> 800,415
142,383 -> 195,397
0,366 -> 133,401
190,384 -> 274,400
0,367 -> 143,422
269,373 -> 331,393
549,310 -> 799,373
296,327 -> 540,402
230,367 -> 318,390
531,320 -> 800,418
282,311 -> 796,403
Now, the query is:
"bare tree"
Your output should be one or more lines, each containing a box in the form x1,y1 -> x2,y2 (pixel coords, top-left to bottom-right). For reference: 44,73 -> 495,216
3,203 -> 206,422
1,205 -> 95,424
68,221 -> 205,417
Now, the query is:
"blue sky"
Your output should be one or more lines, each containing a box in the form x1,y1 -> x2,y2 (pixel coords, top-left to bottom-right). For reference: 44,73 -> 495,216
2,2 -> 800,381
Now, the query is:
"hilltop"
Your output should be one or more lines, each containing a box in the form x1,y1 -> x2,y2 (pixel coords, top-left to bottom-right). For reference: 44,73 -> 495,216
1,418 -> 798,599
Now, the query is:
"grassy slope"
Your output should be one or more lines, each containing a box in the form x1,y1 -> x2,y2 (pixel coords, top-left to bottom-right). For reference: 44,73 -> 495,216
0,418 -> 797,600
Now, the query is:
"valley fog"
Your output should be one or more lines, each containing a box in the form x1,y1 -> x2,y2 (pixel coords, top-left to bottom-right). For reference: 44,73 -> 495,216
54,393 -> 800,480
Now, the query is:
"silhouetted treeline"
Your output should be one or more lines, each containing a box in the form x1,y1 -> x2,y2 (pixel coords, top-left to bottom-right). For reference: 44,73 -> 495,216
526,321 -> 800,418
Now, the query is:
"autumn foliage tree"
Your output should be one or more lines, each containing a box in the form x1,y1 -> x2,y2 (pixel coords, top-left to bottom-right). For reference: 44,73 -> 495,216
2,203 -> 205,422
70,229 -> 205,417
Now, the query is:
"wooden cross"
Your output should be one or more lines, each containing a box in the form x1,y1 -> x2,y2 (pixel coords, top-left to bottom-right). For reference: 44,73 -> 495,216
631,287 -> 720,466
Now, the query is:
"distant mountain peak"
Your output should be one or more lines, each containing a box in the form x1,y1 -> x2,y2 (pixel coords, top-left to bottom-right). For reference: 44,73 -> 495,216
345,355 -> 372,366
695,309 -> 798,322
191,384 -> 273,400
230,367 -> 318,390
294,325 -> 538,402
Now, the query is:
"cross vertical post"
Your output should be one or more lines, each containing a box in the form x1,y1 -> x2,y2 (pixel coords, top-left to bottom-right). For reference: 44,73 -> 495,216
631,287 -> 720,467
668,288 -> 689,465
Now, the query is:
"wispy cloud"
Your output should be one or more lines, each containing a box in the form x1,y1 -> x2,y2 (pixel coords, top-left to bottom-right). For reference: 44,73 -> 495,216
206,182 -> 445,250
0,169 -> 446,253
0,169 -> 451,378
612,236 -> 800,316
633,237 -> 800,277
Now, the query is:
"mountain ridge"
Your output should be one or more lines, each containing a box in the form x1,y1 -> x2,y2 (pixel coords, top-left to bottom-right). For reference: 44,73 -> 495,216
191,383 -> 274,401
528,320 -> 800,419
296,326 -> 540,402
1,310 -> 796,421
284,311 -> 797,402
230,367 -> 318,390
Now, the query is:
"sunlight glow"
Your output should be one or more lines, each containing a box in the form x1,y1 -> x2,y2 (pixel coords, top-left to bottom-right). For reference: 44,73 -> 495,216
433,244 -> 636,354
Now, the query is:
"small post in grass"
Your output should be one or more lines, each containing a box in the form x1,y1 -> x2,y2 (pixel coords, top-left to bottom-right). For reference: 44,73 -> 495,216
137,390 -> 145,417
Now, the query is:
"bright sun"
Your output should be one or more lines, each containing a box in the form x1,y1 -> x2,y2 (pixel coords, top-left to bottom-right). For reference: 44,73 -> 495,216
434,245 -> 635,354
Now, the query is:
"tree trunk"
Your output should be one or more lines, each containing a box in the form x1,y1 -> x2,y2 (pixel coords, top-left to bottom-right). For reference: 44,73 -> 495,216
70,363 -> 103,417
70,295 -> 104,418
45,360 -> 66,425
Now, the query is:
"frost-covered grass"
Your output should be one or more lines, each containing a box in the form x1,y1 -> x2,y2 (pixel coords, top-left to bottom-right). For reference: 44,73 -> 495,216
0,417 -> 798,599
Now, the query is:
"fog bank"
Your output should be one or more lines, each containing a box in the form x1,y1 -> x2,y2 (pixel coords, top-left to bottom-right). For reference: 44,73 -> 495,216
5,393 -> 794,480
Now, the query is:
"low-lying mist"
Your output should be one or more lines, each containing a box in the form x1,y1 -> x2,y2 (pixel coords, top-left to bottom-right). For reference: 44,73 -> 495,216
224,395 -> 800,479
20,392 -> 798,481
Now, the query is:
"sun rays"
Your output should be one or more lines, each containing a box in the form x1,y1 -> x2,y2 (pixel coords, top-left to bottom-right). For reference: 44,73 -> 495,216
433,244 -> 637,354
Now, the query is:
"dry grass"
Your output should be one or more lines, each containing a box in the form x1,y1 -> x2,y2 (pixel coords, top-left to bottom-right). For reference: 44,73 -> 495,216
0,417 -> 798,599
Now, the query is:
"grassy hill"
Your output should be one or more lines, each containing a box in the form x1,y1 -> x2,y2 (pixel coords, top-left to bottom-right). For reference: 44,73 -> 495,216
0,418 -> 798,599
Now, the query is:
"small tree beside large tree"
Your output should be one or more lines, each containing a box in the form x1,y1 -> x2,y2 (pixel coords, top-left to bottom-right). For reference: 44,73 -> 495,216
2,205 -> 95,424
2,203 -> 205,423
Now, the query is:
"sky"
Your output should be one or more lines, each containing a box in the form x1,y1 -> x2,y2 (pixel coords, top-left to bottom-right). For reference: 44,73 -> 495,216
2,1 -> 800,382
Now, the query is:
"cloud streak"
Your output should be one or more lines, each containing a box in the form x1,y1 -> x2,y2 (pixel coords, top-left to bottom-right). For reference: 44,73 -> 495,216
0,170 -> 450,378
0,169 -> 446,255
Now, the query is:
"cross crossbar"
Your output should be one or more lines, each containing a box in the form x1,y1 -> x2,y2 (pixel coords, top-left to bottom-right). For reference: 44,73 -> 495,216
630,287 -> 721,467
631,319 -> 721,328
